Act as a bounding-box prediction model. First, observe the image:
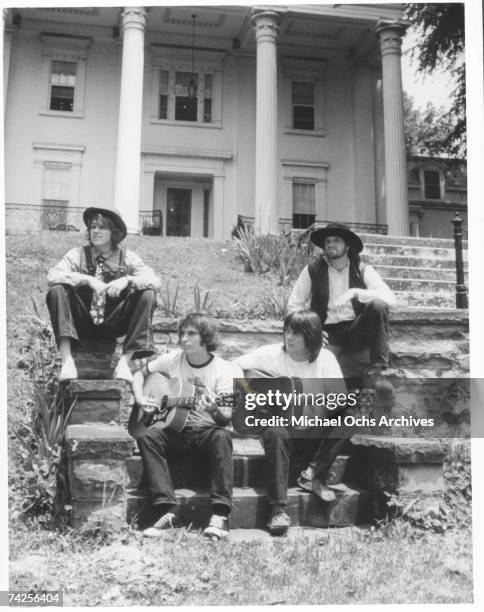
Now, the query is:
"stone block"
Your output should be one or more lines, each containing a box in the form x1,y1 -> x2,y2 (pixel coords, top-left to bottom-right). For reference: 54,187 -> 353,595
70,499 -> 127,531
127,485 -> 370,530
68,458 -> 129,500
72,338 -> 118,379
350,435 -> 447,464
65,424 -> 135,459
64,379 -> 126,398
68,399 -> 121,425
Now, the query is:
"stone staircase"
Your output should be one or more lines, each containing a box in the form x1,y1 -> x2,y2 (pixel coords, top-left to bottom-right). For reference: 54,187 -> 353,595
359,232 -> 468,309
60,232 -> 470,532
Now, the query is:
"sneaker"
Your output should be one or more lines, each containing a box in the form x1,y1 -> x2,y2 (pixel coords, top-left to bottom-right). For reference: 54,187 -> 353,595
297,473 -> 336,503
59,357 -> 78,382
267,510 -> 291,536
114,359 -> 133,383
297,469 -> 313,493
311,480 -> 337,503
203,514 -> 229,541
142,512 -> 181,538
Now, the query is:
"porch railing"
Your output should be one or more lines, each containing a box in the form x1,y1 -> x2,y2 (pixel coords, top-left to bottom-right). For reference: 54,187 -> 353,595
140,209 -> 162,236
234,215 -> 388,236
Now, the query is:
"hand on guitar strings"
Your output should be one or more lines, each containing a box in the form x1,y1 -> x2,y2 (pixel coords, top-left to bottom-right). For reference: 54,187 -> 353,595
135,394 -> 159,414
196,390 -> 218,414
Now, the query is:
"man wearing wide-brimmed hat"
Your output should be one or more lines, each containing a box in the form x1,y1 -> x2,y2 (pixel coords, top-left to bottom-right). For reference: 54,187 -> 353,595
46,207 -> 161,382
287,222 -> 397,375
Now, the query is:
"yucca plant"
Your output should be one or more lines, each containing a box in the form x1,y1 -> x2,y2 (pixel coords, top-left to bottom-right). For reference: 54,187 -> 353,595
158,281 -> 180,317
193,282 -> 213,313
13,386 -> 76,522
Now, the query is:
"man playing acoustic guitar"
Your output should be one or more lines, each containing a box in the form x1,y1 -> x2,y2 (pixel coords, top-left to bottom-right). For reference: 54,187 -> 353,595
130,312 -> 237,541
234,310 -> 357,536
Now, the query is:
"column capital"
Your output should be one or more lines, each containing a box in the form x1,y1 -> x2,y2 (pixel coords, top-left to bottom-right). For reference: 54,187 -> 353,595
251,9 -> 282,43
375,20 -> 408,56
121,6 -> 147,31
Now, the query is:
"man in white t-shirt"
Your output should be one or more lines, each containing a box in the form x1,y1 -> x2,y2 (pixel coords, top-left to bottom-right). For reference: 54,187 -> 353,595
234,310 -> 357,536
130,312 -> 238,541
288,222 -> 397,380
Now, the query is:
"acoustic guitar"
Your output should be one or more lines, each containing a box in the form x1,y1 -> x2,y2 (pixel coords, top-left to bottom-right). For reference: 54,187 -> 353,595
128,372 -> 233,438
232,369 -> 347,436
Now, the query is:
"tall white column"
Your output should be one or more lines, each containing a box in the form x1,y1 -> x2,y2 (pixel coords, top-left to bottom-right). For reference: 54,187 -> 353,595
376,21 -> 409,236
251,9 -> 281,235
114,7 -> 146,233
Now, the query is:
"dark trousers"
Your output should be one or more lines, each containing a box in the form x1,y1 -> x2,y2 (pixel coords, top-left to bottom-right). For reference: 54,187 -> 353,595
132,424 -> 233,511
324,299 -> 390,367
46,284 -> 156,356
261,407 -> 357,510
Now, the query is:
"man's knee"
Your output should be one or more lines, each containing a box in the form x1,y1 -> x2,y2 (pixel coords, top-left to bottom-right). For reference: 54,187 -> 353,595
364,299 -> 388,319
262,426 -> 291,446
134,288 -> 157,306
210,428 -> 233,450
46,283 -> 70,304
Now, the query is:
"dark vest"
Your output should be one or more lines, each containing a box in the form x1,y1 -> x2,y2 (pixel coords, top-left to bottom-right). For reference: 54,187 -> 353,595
308,253 -> 366,325
83,245 -> 127,282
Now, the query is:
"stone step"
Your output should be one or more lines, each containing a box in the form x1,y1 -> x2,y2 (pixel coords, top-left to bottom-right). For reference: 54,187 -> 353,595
373,264 -> 466,282
385,277 -> 456,293
127,438 -> 349,490
63,380 -> 127,425
127,484 -> 370,530
358,232 -> 468,249
394,291 -> 458,309
363,253 -> 466,270
363,243 -> 467,260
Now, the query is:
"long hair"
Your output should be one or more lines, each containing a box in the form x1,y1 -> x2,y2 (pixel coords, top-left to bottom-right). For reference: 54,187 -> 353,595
177,312 -> 218,352
283,310 -> 323,363
86,213 -> 124,248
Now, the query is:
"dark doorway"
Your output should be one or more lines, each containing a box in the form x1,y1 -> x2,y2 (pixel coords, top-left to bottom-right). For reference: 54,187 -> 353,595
166,188 -> 191,236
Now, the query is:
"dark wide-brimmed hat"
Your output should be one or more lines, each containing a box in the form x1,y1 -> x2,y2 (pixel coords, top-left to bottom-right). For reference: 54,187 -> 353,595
310,222 -> 363,253
83,207 -> 127,240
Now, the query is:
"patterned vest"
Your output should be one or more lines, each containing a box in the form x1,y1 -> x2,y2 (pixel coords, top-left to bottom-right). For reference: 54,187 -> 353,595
83,245 -> 127,281
308,253 -> 367,325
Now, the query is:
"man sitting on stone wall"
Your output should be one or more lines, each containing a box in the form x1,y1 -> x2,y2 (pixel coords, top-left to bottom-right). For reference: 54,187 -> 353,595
46,207 -> 160,382
288,222 -> 397,387
129,312 -> 238,541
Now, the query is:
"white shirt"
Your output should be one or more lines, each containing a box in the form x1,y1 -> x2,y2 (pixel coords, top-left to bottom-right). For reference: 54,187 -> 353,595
287,261 -> 397,324
149,349 -> 239,427
234,343 -> 344,380
47,245 -> 161,292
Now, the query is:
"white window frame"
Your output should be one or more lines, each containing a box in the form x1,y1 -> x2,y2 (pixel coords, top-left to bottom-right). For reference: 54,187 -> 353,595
39,34 -> 91,119
150,46 -> 224,129
281,160 -> 329,221
282,57 -> 327,137
33,143 -> 85,207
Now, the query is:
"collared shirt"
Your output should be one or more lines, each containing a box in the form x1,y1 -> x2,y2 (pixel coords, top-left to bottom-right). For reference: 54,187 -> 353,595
47,245 -> 161,292
287,259 -> 397,324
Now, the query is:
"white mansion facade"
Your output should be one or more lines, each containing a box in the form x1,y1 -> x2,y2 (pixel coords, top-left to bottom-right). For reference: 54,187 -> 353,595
3,4 -> 410,238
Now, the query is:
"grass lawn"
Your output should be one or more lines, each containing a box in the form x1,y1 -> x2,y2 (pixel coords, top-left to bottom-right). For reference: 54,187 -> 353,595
6,232 -> 473,605
9,520 -> 473,606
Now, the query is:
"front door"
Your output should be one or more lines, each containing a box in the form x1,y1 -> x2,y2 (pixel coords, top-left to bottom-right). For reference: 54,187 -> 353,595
166,188 -> 191,236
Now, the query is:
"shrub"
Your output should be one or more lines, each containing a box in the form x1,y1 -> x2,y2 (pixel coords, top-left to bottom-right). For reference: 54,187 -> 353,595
234,228 -> 309,285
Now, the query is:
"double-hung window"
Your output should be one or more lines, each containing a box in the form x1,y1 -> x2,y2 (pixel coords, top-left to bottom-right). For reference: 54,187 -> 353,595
283,57 -> 326,136
292,81 -> 315,131
39,34 -> 90,118
293,181 -> 316,229
50,60 -> 76,112
151,47 -> 222,127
